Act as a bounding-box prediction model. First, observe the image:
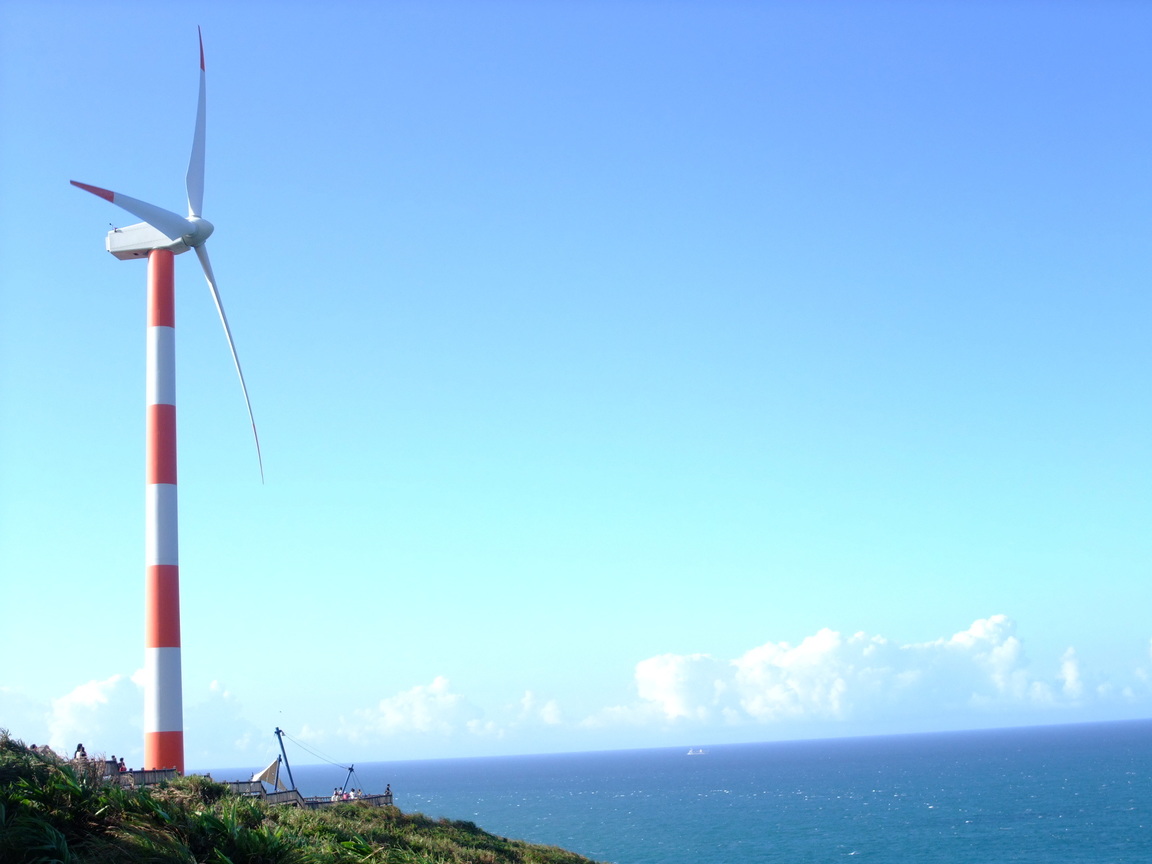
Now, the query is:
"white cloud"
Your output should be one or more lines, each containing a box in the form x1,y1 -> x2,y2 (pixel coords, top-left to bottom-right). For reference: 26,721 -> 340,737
321,680 -> 577,759
1059,648 -> 1083,700
635,653 -> 732,721
37,618 -> 1142,767
518,690 -> 563,726
733,628 -> 855,721
47,673 -> 141,760
2,672 -> 266,771
591,615 -> 1152,733
340,677 -> 482,741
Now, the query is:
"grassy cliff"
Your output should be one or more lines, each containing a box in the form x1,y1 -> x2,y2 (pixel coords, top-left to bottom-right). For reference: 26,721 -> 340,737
0,731 -> 602,864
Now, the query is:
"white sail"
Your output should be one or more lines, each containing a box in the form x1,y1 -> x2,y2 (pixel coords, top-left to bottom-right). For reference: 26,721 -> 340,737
251,756 -> 287,790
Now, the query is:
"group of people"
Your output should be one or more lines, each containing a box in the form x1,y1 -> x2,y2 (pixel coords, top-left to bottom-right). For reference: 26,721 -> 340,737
328,783 -> 391,802
29,742 -> 130,773
25,743 -> 91,762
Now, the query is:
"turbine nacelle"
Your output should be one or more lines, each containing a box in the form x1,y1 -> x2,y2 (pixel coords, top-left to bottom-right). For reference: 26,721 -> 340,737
105,216 -> 215,260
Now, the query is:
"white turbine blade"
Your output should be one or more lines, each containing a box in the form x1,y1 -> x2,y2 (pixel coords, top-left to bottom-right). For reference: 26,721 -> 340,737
195,243 -> 265,483
71,181 -> 191,243
186,27 -> 206,218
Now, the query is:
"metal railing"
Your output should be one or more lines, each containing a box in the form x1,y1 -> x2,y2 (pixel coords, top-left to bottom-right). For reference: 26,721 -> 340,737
111,768 -> 180,787
302,792 -> 394,809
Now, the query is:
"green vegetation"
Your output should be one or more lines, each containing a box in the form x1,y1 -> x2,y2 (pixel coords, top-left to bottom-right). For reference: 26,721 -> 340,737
0,731 -> 601,864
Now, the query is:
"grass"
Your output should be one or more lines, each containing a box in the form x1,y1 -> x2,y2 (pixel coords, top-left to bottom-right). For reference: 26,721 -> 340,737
0,731 -> 601,864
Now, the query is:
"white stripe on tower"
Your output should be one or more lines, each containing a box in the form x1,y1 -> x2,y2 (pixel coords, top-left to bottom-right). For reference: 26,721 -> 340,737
144,248 -> 184,774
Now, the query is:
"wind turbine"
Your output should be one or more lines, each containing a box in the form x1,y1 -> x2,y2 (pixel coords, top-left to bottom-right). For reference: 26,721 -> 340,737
72,28 -> 261,775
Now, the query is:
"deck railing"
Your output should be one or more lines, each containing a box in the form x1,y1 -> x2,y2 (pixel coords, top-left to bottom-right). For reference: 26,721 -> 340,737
225,780 -> 267,797
302,792 -> 393,809
264,789 -> 308,807
88,758 -> 393,807
110,768 -> 180,787
224,782 -> 393,809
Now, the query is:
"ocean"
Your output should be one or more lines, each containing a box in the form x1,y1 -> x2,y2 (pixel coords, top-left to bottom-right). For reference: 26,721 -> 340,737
248,720 -> 1152,864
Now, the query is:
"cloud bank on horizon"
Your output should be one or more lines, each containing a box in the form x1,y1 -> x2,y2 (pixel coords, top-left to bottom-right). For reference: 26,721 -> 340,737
5,615 -> 1149,769
594,615 -> 1135,727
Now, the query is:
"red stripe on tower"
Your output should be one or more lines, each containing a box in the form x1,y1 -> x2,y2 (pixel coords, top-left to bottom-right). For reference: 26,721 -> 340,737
146,405 -> 178,484
145,565 -> 181,646
146,731 -> 184,772
148,252 -> 175,326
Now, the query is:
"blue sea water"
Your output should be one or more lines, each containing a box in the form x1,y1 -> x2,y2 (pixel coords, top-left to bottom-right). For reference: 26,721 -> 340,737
272,720 -> 1150,864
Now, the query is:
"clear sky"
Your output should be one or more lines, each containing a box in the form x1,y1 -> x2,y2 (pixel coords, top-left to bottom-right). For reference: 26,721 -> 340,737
2,1 -> 1150,772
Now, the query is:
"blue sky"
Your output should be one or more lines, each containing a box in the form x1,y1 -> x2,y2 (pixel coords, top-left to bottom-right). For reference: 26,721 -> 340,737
2,1 -> 1150,772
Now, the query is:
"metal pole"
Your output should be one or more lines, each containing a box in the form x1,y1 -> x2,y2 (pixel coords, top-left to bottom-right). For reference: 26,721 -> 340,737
275,727 -> 297,791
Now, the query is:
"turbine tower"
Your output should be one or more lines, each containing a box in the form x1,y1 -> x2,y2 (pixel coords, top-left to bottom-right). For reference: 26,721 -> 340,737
72,28 -> 261,775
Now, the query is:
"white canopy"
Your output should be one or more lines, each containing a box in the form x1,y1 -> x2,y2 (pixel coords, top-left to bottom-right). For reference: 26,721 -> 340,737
251,756 -> 287,791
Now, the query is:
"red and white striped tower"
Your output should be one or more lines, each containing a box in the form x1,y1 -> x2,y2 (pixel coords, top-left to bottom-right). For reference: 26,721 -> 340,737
144,248 -> 183,774
72,30 -> 262,776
